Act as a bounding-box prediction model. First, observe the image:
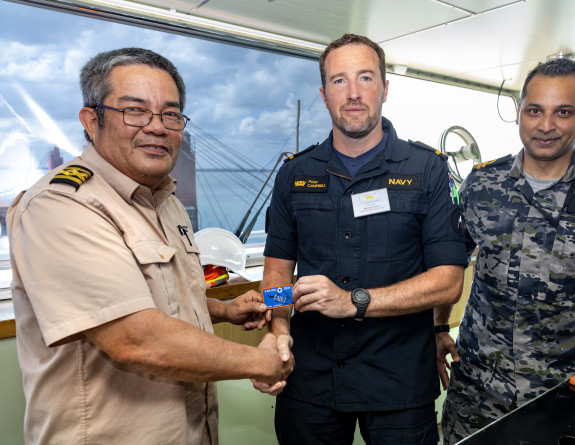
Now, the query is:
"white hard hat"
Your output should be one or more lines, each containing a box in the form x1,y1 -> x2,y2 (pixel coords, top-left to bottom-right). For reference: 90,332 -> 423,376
194,228 -> 250,280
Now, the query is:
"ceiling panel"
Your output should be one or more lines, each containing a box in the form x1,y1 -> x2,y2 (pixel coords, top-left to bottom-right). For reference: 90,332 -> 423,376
444,0 -> 521,14
81,0 -> 575,92
381,0 -> 575,90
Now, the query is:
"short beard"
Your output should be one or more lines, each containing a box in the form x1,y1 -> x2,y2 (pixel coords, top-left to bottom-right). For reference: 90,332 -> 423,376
334,113 -> 380,139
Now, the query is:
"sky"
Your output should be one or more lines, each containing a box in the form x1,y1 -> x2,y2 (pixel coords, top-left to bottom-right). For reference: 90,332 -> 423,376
0,0 -> 521,254
0,0 -> 332,163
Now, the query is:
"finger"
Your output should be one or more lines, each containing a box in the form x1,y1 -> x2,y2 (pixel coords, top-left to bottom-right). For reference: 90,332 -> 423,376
277,335 -> 292,361
251,379 -> 285,395
241,319 -> 260,330
255,314 -> 270,330
439,368 -> 449,390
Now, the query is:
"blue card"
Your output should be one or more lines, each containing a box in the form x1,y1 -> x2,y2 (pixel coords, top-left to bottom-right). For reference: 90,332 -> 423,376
262,285 -> 294,308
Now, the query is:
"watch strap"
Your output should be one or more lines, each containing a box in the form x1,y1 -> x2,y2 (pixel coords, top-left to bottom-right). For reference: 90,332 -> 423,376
434,324 -> 451,333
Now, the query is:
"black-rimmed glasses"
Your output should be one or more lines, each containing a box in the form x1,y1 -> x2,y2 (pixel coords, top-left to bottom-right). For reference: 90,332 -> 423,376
95,104 -> 189,130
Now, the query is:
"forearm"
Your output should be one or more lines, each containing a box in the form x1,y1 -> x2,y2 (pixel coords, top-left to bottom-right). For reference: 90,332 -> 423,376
366,265 -> 464,318
207,297 -> 229,324
261,256 -> 296,335
434,304 -> 454,326
85,308 -> 281,383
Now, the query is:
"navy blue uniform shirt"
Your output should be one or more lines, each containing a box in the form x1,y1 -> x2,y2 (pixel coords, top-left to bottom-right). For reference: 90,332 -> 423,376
264,117 -> 467,411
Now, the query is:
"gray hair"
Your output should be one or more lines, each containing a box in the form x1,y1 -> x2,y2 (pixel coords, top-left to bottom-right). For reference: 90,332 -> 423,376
80,48 -> 186,141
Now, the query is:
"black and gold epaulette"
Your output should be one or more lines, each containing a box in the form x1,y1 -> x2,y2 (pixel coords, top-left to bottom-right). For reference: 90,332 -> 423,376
472,154 -> 512,171
283,143 -> 319,163
409,140 -> 448,160
50,165 -> 94,190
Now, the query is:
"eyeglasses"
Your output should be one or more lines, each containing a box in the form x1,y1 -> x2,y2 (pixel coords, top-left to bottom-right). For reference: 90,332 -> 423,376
95,104 -> 189,130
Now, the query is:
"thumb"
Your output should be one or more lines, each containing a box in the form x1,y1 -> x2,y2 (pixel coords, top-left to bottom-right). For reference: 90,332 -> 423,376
277,335 -> 292,362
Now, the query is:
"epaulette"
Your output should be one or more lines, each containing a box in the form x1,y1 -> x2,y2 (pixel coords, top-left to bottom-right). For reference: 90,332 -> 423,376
409,140 -> 448,160
472,154 -> 512,171
283,143 -> 319,163
49,165 -> 94,190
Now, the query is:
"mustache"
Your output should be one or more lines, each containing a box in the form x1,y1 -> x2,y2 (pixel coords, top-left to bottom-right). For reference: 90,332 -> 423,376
340,100 -> 368,110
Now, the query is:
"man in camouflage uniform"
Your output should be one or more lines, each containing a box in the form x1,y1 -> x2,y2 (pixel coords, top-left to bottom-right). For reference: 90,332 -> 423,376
439,57 -> 575,444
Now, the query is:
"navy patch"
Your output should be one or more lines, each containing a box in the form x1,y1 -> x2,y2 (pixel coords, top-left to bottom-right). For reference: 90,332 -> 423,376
291,175 -> 329,192
472,155 -> 512,170
49,165 -> 94,190
381,174 -> 422,190
451,207 -> 465,236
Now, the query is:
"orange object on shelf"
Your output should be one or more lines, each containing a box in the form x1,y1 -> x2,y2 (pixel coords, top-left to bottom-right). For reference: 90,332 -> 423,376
203,264 -> 229,287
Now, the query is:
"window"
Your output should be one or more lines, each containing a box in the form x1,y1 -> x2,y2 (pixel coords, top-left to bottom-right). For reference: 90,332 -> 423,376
0,0 -> 518,265
0,0 -> 331,262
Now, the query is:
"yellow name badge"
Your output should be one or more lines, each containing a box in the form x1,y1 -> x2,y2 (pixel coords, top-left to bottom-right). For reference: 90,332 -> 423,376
351,188 -> 391,218
262,285 -> 294,309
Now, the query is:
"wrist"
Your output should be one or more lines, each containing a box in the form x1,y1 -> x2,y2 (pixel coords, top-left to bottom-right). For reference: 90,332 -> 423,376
434,324 -> 451,333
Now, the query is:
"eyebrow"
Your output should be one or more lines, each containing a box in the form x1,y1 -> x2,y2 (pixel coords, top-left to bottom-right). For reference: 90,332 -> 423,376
329,69 -> 376,82
118,95 -> 181,109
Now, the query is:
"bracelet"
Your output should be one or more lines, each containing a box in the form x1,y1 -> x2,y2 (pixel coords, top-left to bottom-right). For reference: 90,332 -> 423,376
434,324 -> 451,333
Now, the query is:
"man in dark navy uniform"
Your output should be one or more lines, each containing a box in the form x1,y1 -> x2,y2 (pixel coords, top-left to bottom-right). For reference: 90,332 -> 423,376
253,34 -> 467,445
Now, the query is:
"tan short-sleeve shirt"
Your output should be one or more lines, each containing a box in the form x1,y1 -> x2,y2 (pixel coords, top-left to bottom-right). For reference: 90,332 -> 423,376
8,145 -> 218,444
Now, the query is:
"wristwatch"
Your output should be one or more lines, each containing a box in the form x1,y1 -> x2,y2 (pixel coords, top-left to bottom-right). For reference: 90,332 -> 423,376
351,288 -> 371,321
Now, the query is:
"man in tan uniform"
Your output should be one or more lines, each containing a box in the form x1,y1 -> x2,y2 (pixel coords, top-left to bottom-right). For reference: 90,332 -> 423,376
7,47 -> 293,445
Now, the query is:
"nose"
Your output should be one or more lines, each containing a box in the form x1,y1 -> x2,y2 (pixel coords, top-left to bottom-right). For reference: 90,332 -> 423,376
143,113 -> 168,135
538,112 -> 556,133
347,80 -> 361,101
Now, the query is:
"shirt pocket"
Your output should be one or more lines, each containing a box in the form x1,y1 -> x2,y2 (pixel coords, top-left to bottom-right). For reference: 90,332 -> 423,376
291,195 -> 337,260
366,191 -> 426,262
130,241 -> 179,315
178,233 -> 207,296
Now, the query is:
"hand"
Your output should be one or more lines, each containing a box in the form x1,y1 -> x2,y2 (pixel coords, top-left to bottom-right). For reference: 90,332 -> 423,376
436,331 -> 460,390
292,275 -> 354,318
252,333 -> 294,396
226,290 -> 270,330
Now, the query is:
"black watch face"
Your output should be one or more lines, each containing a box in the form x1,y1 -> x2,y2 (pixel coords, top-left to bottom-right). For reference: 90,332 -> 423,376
354,289 -> 369,303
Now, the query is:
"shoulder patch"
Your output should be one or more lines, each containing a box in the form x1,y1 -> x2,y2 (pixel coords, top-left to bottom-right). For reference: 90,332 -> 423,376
472,155 -> 512,171
283,143 -> 319,163
50,165 -> 94,190
409,140 -> 448,160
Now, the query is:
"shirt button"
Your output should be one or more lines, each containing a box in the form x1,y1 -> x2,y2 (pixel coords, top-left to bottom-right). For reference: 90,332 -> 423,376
337,361 -> 345,369
344,232 -> 352,239
341,276 -> 349,284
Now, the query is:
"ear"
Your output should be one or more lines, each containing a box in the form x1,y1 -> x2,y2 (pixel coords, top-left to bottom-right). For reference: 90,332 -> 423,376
382,80 -> 389,103
319,87 -> 329,109
79,107 -> 99,142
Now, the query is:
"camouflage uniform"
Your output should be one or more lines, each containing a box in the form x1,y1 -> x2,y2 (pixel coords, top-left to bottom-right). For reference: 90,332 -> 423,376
442,150 -> 575,444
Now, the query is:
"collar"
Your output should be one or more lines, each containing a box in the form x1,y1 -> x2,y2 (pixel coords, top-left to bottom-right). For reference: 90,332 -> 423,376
312,117 -> 408,167
511,149 -> 575,182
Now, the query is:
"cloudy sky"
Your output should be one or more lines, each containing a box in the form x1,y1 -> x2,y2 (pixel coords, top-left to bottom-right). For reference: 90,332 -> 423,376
0,0 -> 520,240
0,0 -> 332,161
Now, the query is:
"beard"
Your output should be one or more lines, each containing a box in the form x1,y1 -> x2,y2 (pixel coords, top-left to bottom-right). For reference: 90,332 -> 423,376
330,100 -> 382,139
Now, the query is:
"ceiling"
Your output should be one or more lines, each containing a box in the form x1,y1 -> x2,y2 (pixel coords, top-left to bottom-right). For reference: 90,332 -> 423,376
73,0 -> 575,93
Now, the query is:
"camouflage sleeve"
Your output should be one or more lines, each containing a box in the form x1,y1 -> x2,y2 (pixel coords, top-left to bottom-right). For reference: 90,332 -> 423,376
458,175 -> 478,262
